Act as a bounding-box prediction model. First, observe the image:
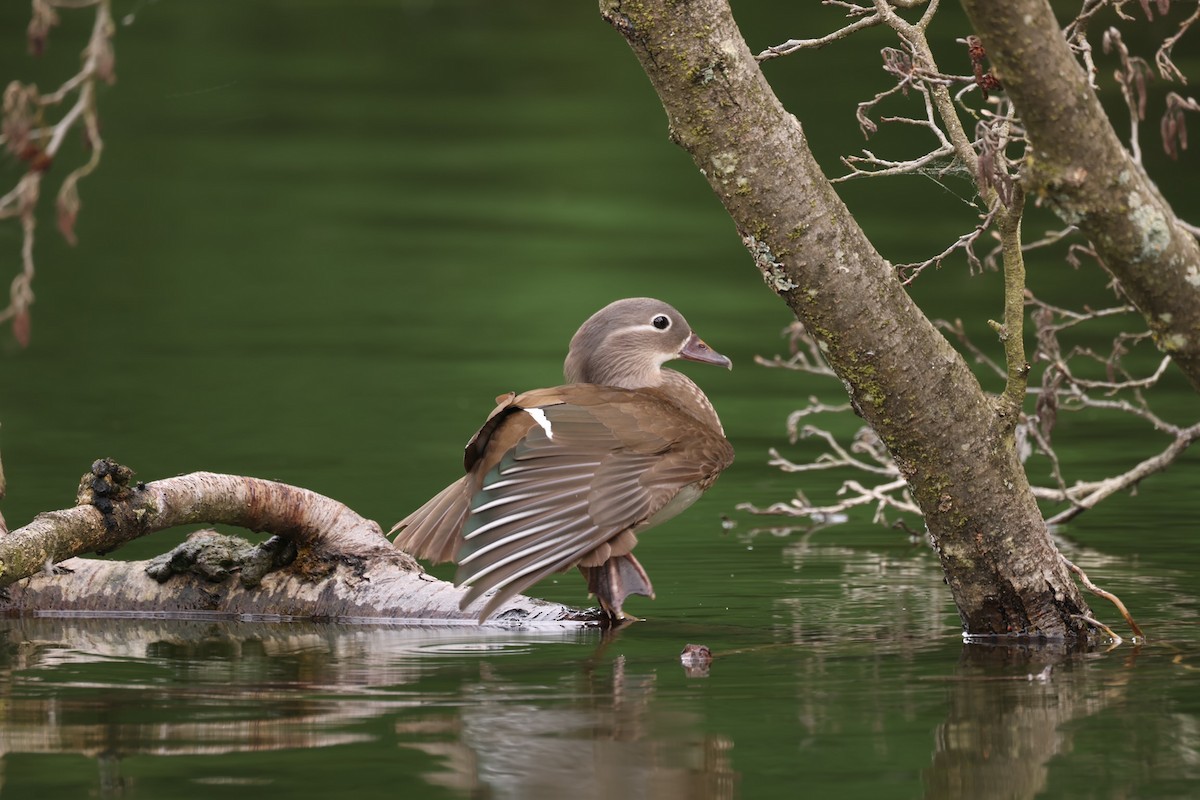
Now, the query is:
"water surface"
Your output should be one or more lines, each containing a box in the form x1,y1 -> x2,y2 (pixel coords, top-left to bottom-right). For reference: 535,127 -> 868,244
0,2 -> 1197,798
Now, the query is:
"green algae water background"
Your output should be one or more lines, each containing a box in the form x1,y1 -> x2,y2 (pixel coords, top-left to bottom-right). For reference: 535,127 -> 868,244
0,2 -> 1197,798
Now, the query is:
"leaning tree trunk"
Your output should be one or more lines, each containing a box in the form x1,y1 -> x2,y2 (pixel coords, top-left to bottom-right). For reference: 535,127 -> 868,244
961,0 -> 1200,393
599,0 -> 1092,637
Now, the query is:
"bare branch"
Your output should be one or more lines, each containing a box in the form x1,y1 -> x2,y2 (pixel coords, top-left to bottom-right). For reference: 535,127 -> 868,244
757,10 -> 882,61
3,461 -> 399,588
1064,0 -> 1131,88
753,321 -> 837,377
1038,422 -> 1200,525
897,204 -> 998,284
936,318 -> 1006,378
1155,3 -> 1200,83
768,425 -> 897,476
782,397 -> 855,441
736,477 -> 919,528
993,188 -> 1031,417
0,463 -> 592,624
0,0 -> 114,345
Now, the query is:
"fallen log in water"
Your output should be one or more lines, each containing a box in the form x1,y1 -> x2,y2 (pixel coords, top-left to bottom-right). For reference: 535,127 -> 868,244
0,461 -> 598,627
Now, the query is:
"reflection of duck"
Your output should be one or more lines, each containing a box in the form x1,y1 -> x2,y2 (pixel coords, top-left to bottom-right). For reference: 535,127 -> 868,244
397,654 -> 738,800
393,298 -> 734,623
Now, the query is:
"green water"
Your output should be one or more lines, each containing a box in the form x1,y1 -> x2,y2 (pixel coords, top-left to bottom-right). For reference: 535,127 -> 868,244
1,2 -> 1198,798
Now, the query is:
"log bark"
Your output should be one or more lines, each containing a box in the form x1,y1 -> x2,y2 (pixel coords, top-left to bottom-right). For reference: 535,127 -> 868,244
599,0 -> 1092,637
0,462 -> 598,627
960,0 -> 1200,393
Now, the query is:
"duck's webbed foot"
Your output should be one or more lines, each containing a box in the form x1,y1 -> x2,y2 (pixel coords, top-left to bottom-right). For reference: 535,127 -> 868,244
580,553 -> 655,624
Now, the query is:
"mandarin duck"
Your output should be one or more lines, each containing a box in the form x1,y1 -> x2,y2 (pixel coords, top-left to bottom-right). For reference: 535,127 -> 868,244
391,297 -> 734,623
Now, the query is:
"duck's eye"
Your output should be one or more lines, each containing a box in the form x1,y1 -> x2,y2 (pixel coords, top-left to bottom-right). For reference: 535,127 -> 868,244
652,315 -> 671,330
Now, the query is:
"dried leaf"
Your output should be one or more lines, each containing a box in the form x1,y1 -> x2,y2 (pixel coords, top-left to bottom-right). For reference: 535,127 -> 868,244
12,309 -> 31,349
56,190 -> 79,248
881,47 -> 913,87
1162,93 -> 1199,160
26,0 -> 59,57
975,119 -> 1014,206
1162,111 -> 1181,160
2,82 -> 39,159
1036,367 -> 1061,442
965,35 -> 1001,99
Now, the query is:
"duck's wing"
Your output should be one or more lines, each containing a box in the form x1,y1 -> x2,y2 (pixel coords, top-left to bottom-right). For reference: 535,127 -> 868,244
456,386 -> 732,621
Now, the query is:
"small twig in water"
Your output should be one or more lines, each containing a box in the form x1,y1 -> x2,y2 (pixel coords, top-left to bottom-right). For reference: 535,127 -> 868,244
1063,556 -> 1144,639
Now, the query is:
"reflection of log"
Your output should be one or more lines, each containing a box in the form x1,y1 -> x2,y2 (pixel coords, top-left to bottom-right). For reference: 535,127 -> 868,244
0,465 -> 597,626
0,619 -> 736,800
0,619 -> 594,758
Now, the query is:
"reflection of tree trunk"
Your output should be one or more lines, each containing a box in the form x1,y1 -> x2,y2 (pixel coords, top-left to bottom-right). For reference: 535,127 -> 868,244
597,0 -> 1091,637
923,643 -> 1125,800
0,465 -> 596,625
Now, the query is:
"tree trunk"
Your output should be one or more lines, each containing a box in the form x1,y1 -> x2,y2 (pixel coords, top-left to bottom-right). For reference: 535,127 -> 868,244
0,462 -> 597,627
960,0 -> 1200,393
599,0 -> 1092,637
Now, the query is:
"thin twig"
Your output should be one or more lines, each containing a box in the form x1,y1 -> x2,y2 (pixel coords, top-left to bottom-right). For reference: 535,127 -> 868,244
1073,613 -> 1122,644
1156,3 -> 1200,83
757,11 -> 883,61
1064,556 -> 1145,639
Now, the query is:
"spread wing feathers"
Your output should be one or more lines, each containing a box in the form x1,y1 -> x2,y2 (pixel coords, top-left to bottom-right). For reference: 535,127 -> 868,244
390,476 -> 472,564
456,399 -> 689,621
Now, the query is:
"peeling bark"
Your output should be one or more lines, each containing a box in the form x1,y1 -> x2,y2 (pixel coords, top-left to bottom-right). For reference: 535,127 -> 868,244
599,0 -> 1092,637
0,463 -> 599,628
961,0 -> 1200,392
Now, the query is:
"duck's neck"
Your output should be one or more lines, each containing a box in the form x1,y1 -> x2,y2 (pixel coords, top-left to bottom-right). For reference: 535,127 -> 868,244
565,355 -> 724,434
565,349 -> 663,389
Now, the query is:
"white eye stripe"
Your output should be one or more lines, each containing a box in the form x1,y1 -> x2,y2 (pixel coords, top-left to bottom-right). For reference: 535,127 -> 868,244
607,322 -> 672,338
